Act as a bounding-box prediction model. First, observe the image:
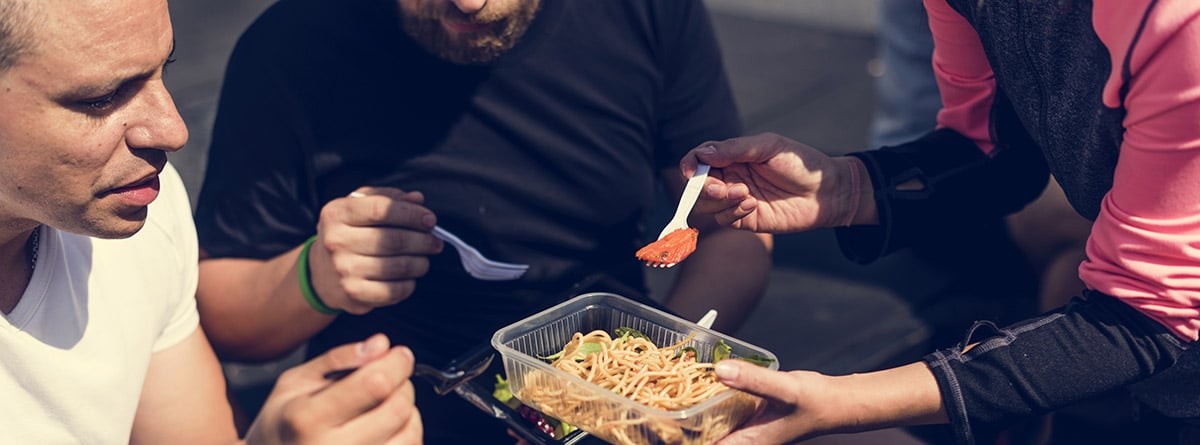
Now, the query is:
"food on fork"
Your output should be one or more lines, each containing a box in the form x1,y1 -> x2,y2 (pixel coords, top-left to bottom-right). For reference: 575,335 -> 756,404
638,163 -> 709,268
636,227 -> 699,267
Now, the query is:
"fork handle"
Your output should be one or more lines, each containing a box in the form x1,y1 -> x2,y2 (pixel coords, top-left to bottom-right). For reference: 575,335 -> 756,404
668,163 -> 710,227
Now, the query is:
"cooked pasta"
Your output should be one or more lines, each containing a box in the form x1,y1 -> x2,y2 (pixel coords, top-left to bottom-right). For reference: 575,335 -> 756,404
552,330 -> 727,410
516,329 -> 758,445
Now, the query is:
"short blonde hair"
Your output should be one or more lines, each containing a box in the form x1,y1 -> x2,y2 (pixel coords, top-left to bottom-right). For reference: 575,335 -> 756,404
0,0 -> 38,71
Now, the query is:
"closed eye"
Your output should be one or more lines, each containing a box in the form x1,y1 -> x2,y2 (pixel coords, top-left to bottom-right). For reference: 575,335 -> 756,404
80,89 -> 122,112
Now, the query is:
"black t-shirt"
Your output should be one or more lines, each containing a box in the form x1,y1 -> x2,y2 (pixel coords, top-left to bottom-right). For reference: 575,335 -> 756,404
195,0 -> 740,439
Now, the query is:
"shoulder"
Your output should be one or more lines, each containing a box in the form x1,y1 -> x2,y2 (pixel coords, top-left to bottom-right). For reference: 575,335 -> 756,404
1093,0 -> 1200,54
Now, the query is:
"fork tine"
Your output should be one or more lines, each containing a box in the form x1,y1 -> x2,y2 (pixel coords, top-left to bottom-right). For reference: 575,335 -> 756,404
433,225 -> 529,281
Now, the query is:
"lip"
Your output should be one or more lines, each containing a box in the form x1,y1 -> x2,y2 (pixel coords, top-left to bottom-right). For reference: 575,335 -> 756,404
107,172 -> 162,207
441,18 -> 492,33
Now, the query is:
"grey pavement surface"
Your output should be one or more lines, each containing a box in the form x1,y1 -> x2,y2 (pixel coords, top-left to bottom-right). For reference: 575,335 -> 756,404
165,1 -> 937,443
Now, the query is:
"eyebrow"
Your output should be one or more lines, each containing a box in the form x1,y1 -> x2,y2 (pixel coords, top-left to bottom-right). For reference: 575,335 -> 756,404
58,43 -> 176,99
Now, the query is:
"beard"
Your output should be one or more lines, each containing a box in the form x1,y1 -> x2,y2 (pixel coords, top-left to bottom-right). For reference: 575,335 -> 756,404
400,0 -> 541,65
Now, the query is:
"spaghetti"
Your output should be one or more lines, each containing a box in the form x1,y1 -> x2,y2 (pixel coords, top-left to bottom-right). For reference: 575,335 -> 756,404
517,329 -> 757,445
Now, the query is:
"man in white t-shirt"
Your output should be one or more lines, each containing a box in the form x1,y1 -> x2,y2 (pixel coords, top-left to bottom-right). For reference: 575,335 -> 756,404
0,0 -> 423,443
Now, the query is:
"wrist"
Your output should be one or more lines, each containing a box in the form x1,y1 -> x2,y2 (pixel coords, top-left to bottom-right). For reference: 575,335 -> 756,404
298,235 -> 342,315
835,156 -> 877,227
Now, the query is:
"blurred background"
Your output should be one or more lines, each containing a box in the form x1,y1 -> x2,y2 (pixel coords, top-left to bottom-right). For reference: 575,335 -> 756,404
164,1 -> 1029,443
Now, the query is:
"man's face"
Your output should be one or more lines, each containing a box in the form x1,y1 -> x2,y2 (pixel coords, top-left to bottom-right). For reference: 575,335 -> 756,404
0,0 -> 187,239
397,0 -> 541,65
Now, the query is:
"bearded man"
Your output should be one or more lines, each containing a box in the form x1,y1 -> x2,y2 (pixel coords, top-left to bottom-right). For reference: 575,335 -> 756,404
192,0 -> 771,441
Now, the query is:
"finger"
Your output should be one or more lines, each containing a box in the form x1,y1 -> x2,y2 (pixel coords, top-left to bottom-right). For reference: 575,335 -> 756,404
349,186 -> 425,204
267,334 -> 393,405
715,423 -> 778,445
383,408 -> 423,445
335,255 -> 431,281
714,198 -> 758,228
327,226 -> 443,257
337,279 -> 418,313
713,359 -> 794,402
340,377 -> 421,444
301,334 -> 393,380
680,142 -> 717,176
335,191 -> 437,229
695,181 -> 758,228
692,133 -> 793,168
309,344 -> 416,426
692,182 -> 747,213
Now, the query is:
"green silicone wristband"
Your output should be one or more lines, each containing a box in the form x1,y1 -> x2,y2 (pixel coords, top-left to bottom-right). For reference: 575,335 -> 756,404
298,235 -> 341,315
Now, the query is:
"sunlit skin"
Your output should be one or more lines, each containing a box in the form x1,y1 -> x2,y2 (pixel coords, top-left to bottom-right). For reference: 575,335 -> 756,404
0,0 -> 186,312
397,0 -> 540,64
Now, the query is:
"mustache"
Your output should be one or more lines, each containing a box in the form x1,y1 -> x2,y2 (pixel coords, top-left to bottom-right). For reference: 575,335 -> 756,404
415,1 -> 512,24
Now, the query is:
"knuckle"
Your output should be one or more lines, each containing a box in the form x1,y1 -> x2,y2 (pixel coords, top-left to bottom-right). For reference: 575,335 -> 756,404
339,279 -> 377,307
409,258 -> 430,277
393,281 -> 417,300
369,198 -> 391,222
363,370 -> 398,401
390,258 -> 428,279
280,401 -> 320,438
331,254 -> 354,278
274,368 -> 303,388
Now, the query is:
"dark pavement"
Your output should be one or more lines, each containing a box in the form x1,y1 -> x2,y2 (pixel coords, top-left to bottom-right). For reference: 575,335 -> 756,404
160,2 -> 1029,443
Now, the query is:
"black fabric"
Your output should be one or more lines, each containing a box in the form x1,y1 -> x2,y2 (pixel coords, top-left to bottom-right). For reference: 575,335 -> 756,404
835,122 -> 1048,264
924,292 -> 1190,445
943,0 -> 1132,220
193,0 -> 741,442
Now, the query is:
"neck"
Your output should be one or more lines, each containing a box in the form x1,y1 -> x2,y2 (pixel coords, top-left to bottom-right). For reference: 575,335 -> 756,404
0,225 -> 41,315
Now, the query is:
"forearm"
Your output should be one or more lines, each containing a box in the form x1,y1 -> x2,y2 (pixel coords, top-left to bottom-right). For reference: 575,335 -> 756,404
826,362 -> 947,434
197,248 -> 336,362
661,228 -> 771,333
836,127 -> 1049,264
925,292 -> 1188,443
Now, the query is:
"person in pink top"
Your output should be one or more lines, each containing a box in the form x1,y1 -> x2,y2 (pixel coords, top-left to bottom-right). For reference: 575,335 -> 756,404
688,1 -> 1200,444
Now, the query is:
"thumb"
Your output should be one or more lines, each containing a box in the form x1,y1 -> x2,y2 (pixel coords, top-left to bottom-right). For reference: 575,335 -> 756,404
311,333 -> 392,379
714,359 -> 790,400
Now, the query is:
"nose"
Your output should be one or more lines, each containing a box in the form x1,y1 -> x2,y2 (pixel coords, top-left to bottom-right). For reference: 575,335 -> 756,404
450,0 -> 486,14
125,80 -> 189,153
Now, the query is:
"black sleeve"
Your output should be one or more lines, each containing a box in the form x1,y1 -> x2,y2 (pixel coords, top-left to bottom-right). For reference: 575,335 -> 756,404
835,90 -> 1050,263
652,0 -> 743,168
193,6 -> 322,260
924,292 -> 1191,444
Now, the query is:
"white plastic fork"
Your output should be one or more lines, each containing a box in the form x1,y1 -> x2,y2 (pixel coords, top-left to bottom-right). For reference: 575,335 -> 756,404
696,309 -> 718,329
648,163 -> 710,268
432,226 -> 528,281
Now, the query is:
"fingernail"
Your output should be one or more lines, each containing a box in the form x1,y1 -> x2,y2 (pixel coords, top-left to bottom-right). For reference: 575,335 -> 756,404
715,361 -> 739,382
397,345 -> 414,362
697,145 -> 717,155
423,214 -> 436,228
705,184 -> 722,196
348,191 -> 367,198
359,334 -> 389,357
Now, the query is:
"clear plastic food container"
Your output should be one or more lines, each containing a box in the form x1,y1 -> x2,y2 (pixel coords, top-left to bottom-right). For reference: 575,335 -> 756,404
491,292 -> 779,445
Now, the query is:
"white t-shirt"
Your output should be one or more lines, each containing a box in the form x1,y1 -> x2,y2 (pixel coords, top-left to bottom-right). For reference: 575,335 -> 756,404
0,163 -> 199,444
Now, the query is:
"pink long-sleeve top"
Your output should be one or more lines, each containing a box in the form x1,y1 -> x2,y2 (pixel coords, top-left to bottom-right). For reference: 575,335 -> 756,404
926,0 -> 1200,341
